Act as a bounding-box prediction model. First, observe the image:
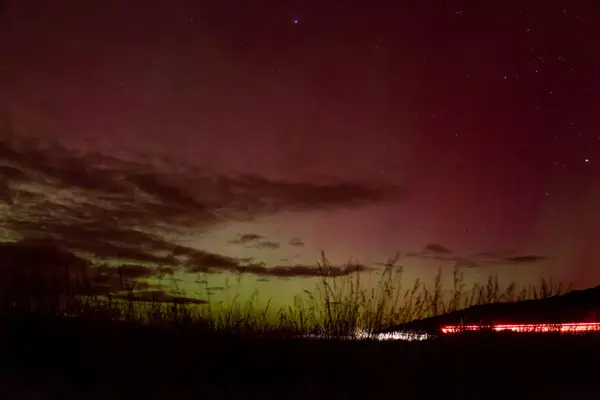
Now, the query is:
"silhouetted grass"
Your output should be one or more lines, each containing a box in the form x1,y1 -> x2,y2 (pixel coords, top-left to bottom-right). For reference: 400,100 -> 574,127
3,251 -> 600,399
0,250 -> 573,337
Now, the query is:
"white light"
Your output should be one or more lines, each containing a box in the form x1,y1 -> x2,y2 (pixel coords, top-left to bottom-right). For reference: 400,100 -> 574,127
298,329 -> 430,341
354,328 -> 430,341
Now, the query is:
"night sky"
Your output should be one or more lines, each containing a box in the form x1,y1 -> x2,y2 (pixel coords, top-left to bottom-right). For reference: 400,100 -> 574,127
1,0 -> 599,306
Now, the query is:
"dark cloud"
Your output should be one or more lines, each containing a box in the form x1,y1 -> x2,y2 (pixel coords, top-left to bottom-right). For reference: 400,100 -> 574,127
186,251 -> 240,273
230,233 -> 280,249
451,257 -> 482,269
1,235 -> 342,285
252,240 -> 280,250
0,239 -> 213,306
229,233 -> 264,245
288,238 -> 305,247
91,264 -> 176,291
98,264 -> 159,280
0,164 -> 25,180
424,244 -> 453,254
185,255 -> 370,278
405,244 -> 547,269
0,163 -> 26,205
0,135 -> 402,264
112,290 -> 209,305
238,262 -> 371,278
504,255 -> 547,264
0,239 -> 174,299
406,251 -> 457,264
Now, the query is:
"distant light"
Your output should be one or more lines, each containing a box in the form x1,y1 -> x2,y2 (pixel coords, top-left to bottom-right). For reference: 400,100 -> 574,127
299,329 -> 430,341
292,17 -> 300,24
585,158 -> 590,163
354,328 -> 430,341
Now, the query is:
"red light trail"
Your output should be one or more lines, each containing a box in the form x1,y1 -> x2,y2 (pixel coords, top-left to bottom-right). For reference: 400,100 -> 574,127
440,322 -> 600,334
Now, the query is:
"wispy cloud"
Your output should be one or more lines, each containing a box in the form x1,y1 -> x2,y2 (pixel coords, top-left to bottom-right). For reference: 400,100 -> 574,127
288,238 -> 305,247
184,252 -> 371,278
0,134 -> 404,265
424,244 -> 453,254
111,290 -> 209,305
406,244 -> 547,269
185,250 -> 240,273
229,233 -> 264,245
229,234 -> 280,249
0,238 -> 344,302
251,240 -> 280,250
253,263 -> 368,278
504,255 -> 547,264
450,257 -> 483,269
226,262 -> 370,278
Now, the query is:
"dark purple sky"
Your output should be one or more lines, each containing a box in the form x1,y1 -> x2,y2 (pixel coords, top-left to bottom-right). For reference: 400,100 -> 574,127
1,0 -> 599,304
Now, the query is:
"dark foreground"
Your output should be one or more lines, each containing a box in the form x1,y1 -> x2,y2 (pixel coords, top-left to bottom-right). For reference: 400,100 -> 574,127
2,314 -> 600,399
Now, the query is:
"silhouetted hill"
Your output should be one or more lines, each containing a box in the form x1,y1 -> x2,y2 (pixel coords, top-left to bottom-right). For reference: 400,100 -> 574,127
378,285 -> 600,334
